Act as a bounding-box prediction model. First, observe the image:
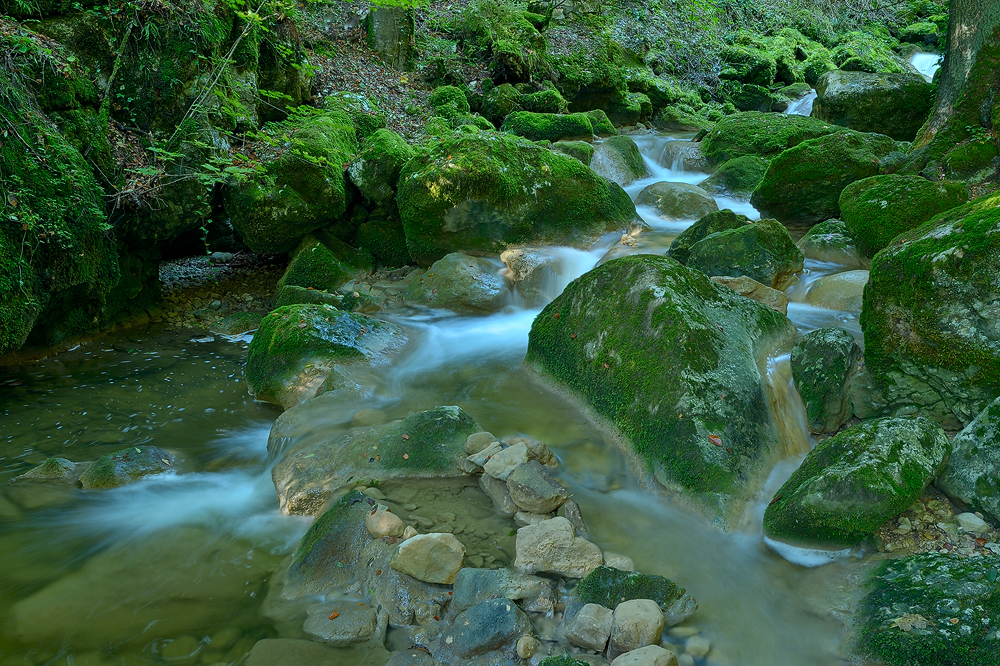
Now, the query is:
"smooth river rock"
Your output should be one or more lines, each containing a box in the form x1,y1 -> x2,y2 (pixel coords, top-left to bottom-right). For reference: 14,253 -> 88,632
611,645 -> 679,666
390,533 -> 466,584
506,460 -> 568,514
936,397 -> 1000,526
608,599 -> 667,660
514,517 -> 603,578
565,602 -> 614,651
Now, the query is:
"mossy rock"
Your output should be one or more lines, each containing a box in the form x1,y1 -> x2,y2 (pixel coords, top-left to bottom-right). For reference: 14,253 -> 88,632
942,141 -> 999,180
937,397 -> 1000,526
348,129 -> 417,204
791,328 -> 861,434
653,106 -> 714,133
396,131 -> 635,265
538,657 -> 590,666
861,191 -> 1000,428
223,111 -> 358,254
899,21 -> 941,47
830,29 -> 906,75
857,553 -> 1000,666
276,235 -> 358,295
778,82 -> 814,99
481,83 -> 523,125
763,417 -> 950,547
840,175 -> 969,258
282,489 -> 375,597
271,406 -> 481,515
322,92 -> 387,141
699,111 -> 844,164
79,446 -> 176,490
668,210 -> 753,264
718,80 -> 778,113
526,255 -> 797,520
804,56 -> 837,86
698,155 -> 770,199
575,566 -> 684,610
686,218 -> 804,289
273,285 -> 341,309
211,312 -> 264,335
796,219 -> 863,267
719,44 -> 777,87
590,136 -> 648,186
586,109 -> 617,136
354,216 -> 411,268
244,304 -> 406,409
751,130 -> 897,224
500,111 -> 593,142
521,88 -> 568,114
635,182 -> 719,221
812,70 -> 935,141
550,140 -> 595,165
404,252 -> 507,314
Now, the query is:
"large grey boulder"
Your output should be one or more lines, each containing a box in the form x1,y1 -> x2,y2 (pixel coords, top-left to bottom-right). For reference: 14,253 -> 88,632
936,397 -> 1000,526
811,69 -> 934,141
404,253 -> 508,313
591,136 -> 648,186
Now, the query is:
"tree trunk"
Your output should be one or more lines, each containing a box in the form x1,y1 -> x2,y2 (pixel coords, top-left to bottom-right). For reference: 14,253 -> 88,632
907,0 -> 1000,172
365,7 -> 415,72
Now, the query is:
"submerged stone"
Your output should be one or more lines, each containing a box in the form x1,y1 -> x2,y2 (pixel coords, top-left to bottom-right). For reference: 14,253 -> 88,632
791,328 -> 861,434
857,553 -> 1000,666
271,406 -> 480,515
526,255 -> 796,517
396,131 -> 635,265
763,417 -> 950,547
244,304 -> 405,410
79,446 -> 175,489
861,191 -> 1000,428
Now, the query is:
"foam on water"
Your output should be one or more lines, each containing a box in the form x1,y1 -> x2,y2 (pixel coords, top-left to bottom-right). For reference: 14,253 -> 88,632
784,90 -> 818,116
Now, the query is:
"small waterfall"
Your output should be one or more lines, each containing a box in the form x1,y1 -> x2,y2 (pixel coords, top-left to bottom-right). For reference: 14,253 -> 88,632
784,91 -> 817,116
910,52 -> 943,81
765,353 -> 811,459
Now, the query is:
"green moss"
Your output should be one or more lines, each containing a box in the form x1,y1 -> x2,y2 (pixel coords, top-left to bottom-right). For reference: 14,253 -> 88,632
719,45 -> 777,86
700,111 -> 844,163
751,130 -> 898,224
831,29 -> 905,74
857,553 -> 1000,666
840,175 -> 969,257
653,105 -> 714,133
79,446 -> 175,490
538,656 -> 591,666
686,218 -> 804,288
698,155 -> 770,198
354,216 -> 411,268
861,191 -> 1000,427
223,110 -> 358,254
575,566 -> 684,610
501,111 -> 593,142
521,88 -> 567,114
276,235 -> 356,294
526,254 -> 796,501
396,131 -> 634,265
586,109 -> 617,136
942,141 -> 999,179
322,92 -> 387,142
430,85 -> 471,119
480,83 -> 522,125
348,128 -> 417,204
763,417 -> 950,546
668,210 -> 752,264
551,140 -> 594,165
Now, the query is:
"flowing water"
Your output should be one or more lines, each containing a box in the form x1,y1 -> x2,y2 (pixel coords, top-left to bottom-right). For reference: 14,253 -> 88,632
910,52 -> 943,82
784,91 -> 817,117
0,136 -> 875,666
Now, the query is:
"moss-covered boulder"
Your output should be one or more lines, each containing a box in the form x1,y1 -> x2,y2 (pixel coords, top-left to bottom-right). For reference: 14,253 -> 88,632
79,446 -> 176,490
839,175 -> 969,258
719,81 -> 779,113
796,219 -> 863,268
699,112 -> 844,164
861,191 -> 1000,428
763,417 -> 950,547
500,111 -> 593,142
354,216 -> 411,268
653,105 -> 714,133
667,210 -> 753,264
719,44 -> 777,87
276,235 -> 360,296
273,285 -> 342,309
481,83 -> 522,126
404,253 -> 507,313
586,109 -> 617,136
526,255 -> 797,520
590,136 -> 648,186
396,132 -> 635,265
322,92 -> 387,141
223,111 -> 358,254
281,489 -> 374,597
698,155 -> 770,199
937,397 -> 1000,526
271,406 -> 480,514
430,85 -> 471,119
635,183 -> 719,221
245,304 -> 405,410
551,140 -> 595,165
751,130 -> 898,224
686,218 -> 804,289
942,141 -> 999,180
539,657 -> 590,666
575,566 -> 685,610
857,553 -> 1000,666
791,328 -> 861,434
812,70 -> 935,141
348,129 -> 417,204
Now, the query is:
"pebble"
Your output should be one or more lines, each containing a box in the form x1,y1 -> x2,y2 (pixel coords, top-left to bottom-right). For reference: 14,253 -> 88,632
609,599 -> 667,659
514,511 -> 553,526
565,603 -> 614,651
465,431 -> 499,455
506,460 -> 569,514
610,645 -> 679,666
468,441 -> 503,468
483,442 -> 529,480
604,552 -> 636,571
516,635 -> 538,659
685,635 -> 711,658
956,512 -> 990,533
366,506 -> 405,538
390,533 -> 466,584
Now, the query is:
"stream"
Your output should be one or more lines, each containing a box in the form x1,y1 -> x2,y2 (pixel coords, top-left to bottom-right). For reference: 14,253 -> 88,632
0,135 -> 872,666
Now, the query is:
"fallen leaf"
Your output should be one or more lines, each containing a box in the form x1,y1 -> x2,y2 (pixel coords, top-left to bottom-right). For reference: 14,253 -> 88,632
403,434 -> 410,440
403,453 -> 409,460
890,613 -> 929,632
709,435 -> 722,446
329,612 -> 340,620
